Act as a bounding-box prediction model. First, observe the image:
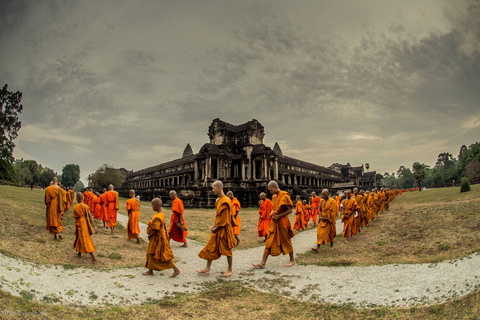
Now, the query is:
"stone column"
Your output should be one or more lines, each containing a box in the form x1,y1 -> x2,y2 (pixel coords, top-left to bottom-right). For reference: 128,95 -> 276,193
274,158 -> 279,180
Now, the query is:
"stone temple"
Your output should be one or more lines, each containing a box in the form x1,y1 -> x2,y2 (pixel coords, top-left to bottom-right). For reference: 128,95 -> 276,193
121,119 -> 382,207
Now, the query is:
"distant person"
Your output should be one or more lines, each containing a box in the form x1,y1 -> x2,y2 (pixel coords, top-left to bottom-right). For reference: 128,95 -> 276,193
126,190 -> 141,244
302,199 -> 312,227
168,190 -> 188,248
45,177 -> 65,240
227,191 -> 241,247
257,192 -> 272,241
93,191 -> 102,221
341,190 -> 357,243
142,198 -> 180,277
196,180 -> 236,277
73,192 -> 97,264
99,188 -> 108,229
106,184 -> 119,234
310,192 -> 320,226
293,195 -> 306,231
252,180 -> 295,269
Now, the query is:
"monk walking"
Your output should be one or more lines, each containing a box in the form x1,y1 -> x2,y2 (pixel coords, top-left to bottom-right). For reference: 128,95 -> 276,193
126,190 -> 141,243
311,192 -> 320,226
197,180 -> 236,277
106,184 -> 119,234
45,177 -> 66,240
73,192 -> 98,263
99,188 -> 108,229
143,198 -> 181,277
302,200 -> 312,227
227,191 -> 241,247
341,190 -> 357,243
257,192 -> 272,241
293,196 -> 306,231
312,189 -> 337,251
252,181 -> 295,269
168,190 -> 188,248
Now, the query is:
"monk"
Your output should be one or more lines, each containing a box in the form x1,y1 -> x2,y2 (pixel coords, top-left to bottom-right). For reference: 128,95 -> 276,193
252,180 -> 295,268
303,200 -> 312,227
92,192 -> 101,220
293,196 -> 306,231
89,191 -> 98,218
143,198 -> 180,277
336,192 -> 342,213
73,192 -> 97,263
365,191 -> 373,226
126,190 -> 141,243
341,190 -> 357,243
99,188 -> 108,229
106,184 -> 119,234
83,189 -> 90,211
197,180 -> 236,277
66,187 -> 74,211
257,192 -> 272,241
168,190 -> 188,247
311,192 -> 320,226
353,188 -> 364,234
88,189 -> 95,214
372,189 -> 379,221
45,177 -> 66,240
312,189 -> 337,251
227,191 -> 241,247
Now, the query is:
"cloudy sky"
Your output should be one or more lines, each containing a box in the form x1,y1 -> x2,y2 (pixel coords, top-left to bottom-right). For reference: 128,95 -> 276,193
1,0 -> 479,184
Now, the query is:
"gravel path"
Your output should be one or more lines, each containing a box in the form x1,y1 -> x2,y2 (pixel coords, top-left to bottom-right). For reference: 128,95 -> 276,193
1,213 -> 479,308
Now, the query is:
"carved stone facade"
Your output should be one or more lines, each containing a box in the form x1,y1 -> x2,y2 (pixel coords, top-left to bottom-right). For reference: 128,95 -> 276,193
121,119 -> 381,207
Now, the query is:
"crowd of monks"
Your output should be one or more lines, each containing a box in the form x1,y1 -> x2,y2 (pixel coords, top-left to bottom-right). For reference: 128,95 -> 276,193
44,176 -> 415,277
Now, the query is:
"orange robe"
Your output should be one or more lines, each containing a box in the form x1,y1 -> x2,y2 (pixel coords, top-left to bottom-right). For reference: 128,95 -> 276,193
293,201 -> 306,231
264,191 -> 294,256
365,195 -> 373,223
106,190 -> 119,227
168,197 -> 188,243
372,193 -> 379,219
99,193 -> 108,223
198,195 -> 236,260
353,194 -> 364,233
380,191 -> 386,212
93,196 -> 101,219
90,194 -> 97,215
303,204 -> 312,224
342,198 -> 357,238
73,203 -> 95,253
126,198 -> 141,239
231,197 -> 241,236
145,211 -> 176,270
83,191 -> 89,210
311,196 -> 320,224
45,185 -> 65,234
317,198 -> 337,245
336,195 -> 342,212
66,189 -> 74,210
258,198 -> 273,237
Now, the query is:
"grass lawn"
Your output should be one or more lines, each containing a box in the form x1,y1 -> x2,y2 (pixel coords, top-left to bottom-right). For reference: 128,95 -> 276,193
297,184 -> 480,266
1,281 -> 479,320
0,185 -> 148,269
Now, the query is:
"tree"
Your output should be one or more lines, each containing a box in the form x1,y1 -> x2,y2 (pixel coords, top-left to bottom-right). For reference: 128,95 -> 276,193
73,180 -> 85,193
62,164 -> 81,187
89,164 -> 126,190
38,167 -> 57,187
0,84 -> 23,180
412,162 -> 429,190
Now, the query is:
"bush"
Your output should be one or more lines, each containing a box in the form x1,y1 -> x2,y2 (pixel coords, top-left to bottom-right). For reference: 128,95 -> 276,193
460,178 -> 471,193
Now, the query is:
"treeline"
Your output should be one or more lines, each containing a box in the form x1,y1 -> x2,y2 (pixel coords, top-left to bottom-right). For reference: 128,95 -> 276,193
383,142 -> 480,189
0,159 -> 85,191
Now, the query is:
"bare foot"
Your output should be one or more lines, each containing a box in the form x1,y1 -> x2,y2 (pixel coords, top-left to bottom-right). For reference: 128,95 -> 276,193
180,243 -> 188,248
223,270 -> 233,277
58,235 -> 63,240
136,240 -> 140,244
251,263 -> 265,269
311,247 -> 319,253
284,260 -> 295,267
170,270 -> 181,278
91,258 -> 97,264
142,271 -> 154,276
235,238 -> 241,247
344,240 -> 349,244
330,246 -> 334,250
196,268 -> 210,275
77,252 -> 81,258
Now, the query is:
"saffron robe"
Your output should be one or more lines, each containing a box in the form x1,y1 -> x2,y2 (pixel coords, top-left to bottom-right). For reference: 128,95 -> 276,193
317,198 -> 337,245
73,203 -> 95,253
311,196 -> 320,224
83,191 -> 90,210
264,191 -> 294,256
293,201 -> 306,231
88,192 -> 95,212
145,211 -> 176,270
303,204 -> 312,224
126,198 -> 141,239
342,198 -> 357,238
106,190 -> 119,227
168,197 -> 188,243
99,192 -> 108,223
336,195 -> 342,212
231,197 -> 241,236
66,189 -> 75,210
257,198 -> 273,237
198,195 -> 236,260
45,185 -> 65,234
372,193 -> 379,219
353,194 -> 364,232
93,196 -> 101,219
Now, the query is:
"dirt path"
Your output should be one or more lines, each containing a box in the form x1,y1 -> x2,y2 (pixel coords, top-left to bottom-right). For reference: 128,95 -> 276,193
1,213 -> 479,308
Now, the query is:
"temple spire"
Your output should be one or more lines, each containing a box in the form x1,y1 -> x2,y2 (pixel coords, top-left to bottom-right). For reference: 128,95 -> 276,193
182,143 -> 193,158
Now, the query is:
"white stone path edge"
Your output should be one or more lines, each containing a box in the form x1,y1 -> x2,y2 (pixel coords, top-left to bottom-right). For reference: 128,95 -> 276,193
1,211 -> 479,308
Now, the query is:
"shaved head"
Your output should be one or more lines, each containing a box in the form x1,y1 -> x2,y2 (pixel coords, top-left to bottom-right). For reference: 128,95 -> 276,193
76,192 -> 83,203
226,191 -> 233,196
129,189 -> 135,196
152,198 -> 162,211
108,184 -> 114,190
267,180 -> 278,188
212,180 -> 223,189
53,177 -> 58,183
169,190 -> 177,196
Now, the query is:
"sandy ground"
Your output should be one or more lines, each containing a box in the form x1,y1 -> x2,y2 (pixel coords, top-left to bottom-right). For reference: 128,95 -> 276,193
1,213 -> 479,308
